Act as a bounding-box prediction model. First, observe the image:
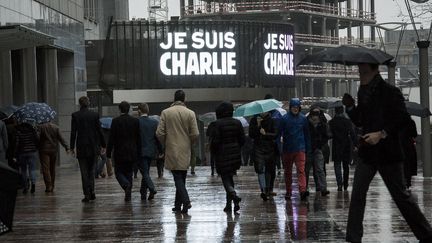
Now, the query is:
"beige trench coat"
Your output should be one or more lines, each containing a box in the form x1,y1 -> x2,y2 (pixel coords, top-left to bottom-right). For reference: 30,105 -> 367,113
156,102 -> 199,171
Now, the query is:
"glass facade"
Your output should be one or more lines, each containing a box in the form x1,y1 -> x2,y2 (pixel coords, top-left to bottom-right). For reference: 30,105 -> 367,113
0,0 -> 86,92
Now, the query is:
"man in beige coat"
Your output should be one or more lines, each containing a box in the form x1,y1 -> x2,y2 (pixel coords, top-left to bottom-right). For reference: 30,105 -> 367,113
156,90 -> 199,214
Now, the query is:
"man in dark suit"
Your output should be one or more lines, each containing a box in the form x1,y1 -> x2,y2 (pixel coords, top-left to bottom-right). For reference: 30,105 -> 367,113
107,101 -> 140,202
137,103 -> 160,201
343,63 -> 432,243
70,96 -> 106,202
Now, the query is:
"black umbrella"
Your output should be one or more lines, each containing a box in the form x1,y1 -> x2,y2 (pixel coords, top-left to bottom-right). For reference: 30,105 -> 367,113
405,101 -> 432,118
0,163 -> 20,235
0,105 -> 19,120
298,45 -> 394,66
313,97 -> 343,109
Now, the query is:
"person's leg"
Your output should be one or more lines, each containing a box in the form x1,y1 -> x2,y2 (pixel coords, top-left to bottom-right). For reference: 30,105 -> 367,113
78,158 -> 90,199
143,157 -> 156,199
305,154 -> 313,191
180,170 -> 191,213
342,159 -> 350,190
88,156 -> 97,198
115,164 -> 131,190
294,152 -> 307,195
210,153 -> 215,175
28,152 -> 37,193
282,153 -> 294,198
266,155 -> 276,195
221,173 -> 234,211
105,155 -> 113,176
379,162 -> 432,240
157,158 -> 164,178
138,157 -> 148,198
172,171 -> 182,210
346,161 -> 377,243
19,154 -> 29,192
49,153 -> 57,190
334,159 -> 343,188
313,149 -> 327,194
39,153 -> 52,191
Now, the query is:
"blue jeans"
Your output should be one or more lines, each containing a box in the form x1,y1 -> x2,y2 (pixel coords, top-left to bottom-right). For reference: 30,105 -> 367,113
138,157 -> 156,196
19,152 -> 38,188
172,170 -> 190,208
115,163 -> 133,190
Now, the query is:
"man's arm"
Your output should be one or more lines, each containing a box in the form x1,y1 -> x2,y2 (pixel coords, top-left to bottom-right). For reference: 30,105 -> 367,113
156,111 -> 166,144
70,114 -> 77,152
189,112 -> 199,144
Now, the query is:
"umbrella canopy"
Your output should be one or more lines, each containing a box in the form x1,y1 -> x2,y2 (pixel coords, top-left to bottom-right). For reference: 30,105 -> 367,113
14,102 -> 56,124
99,117 -> 113,129
298,45 -> 394,66
274,107 -> 287,116
313,97 -> 343,109
405,101 -> 432,118
0,105 -> 19,120
234,99 -> 282,117
0,163 -> 20,235
234,117 -> 249,127
198,112 -> 217,124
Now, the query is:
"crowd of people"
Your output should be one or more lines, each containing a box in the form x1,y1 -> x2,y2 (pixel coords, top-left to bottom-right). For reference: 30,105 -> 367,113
1,63 -> 432,242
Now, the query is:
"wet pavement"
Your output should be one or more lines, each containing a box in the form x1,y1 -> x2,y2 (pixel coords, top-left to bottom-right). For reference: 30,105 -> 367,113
2,165 -> 432,242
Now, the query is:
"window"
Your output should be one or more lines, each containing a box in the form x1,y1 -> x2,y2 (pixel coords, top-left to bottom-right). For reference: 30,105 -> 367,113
84,0 -> 97,22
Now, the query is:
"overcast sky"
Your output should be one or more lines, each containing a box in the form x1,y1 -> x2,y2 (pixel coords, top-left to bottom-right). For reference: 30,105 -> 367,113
129,0 -> 431,31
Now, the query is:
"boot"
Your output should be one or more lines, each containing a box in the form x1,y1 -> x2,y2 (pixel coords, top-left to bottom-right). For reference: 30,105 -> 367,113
223,196 -> 232,212
233,195 -> 241,213
124,186 -> 132,202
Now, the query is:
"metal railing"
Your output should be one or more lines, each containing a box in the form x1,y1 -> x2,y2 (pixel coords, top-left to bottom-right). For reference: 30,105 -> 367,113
296,65 -> 359,77
296,33 -> 340,45
184,1 -> 375,21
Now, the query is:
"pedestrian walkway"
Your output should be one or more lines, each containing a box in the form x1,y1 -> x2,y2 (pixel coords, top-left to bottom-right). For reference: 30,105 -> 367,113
3,165 -> 431,242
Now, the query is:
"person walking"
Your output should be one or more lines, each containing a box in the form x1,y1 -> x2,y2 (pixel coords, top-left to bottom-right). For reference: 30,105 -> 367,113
206,121 -> 216,176
305,108 -> 329,196
279,98 -> 310,201
401,118 -> 418,190
107,101 -> 140,202
38,122 -> 70,192
156,90 -> 199,214
249,111 -> 277,201
343,63 -> 432,243
209,102 -> 245,213
70,96 -> 106,202
15,122 -> 39,194
329,106 -> 356,191
0,119 -> 8,164
137,103 -> 160,200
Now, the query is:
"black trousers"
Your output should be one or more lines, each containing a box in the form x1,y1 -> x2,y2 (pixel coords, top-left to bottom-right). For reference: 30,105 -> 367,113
78,156 -> 97,197
346,161 -> 432,242
220,173 -> 236,201
172,170 -> 190,208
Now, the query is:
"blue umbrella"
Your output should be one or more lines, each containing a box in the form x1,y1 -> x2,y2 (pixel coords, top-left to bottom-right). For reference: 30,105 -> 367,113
100,117 -> 113,129
234,99 -> 282,117
0,105 -> 19,120
14,102 -> 56,124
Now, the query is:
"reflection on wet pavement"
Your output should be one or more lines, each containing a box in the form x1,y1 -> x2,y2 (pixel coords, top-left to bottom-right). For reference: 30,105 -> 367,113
2,166 -> 431,242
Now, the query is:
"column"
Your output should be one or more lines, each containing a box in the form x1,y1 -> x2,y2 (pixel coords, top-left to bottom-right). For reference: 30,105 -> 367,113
348,21 -> 352,44
360,23 -> 365,43
180,0 -> 185,18
346,0 -> 351,17
322,17 -> 327,44
296,78 -> 303,98
370,0 -> 375,42
20,47 -> 38,104
309,79 -> 314,97
42,49 -> 59,115
335,19 -> 340,44
387,61 -> 396,86
0,51 -> 13,107
417,41 -> 432,177
308,15 -> 313,35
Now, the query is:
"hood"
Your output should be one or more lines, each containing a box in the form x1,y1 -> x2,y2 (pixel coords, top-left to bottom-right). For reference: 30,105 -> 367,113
216,102 -> 234,119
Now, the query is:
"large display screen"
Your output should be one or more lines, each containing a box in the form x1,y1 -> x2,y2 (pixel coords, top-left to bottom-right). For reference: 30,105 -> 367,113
104,20 -> 295,89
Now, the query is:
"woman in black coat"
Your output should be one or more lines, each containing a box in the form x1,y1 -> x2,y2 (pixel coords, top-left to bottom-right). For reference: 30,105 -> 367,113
249,112 -> 277,201
210,102 -> 245,213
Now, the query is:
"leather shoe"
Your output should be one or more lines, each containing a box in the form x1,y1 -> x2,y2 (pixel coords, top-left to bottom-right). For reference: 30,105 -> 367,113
81,197 -> 90,203
148,191 -> 157,200
172,207 -> 181,212
90,193 -> 96,200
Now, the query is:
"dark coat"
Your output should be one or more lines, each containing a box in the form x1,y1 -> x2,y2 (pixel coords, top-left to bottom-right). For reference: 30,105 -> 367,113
307,117 -> 329,152
329,115 -> 356,162
249,114 -> 277,173
70,108 -> 106,159
138,116 -> 161,159
346,74 -> 411,164
401,119 -> 417,177
107,114 -> 140,164
210,117 -> 245,175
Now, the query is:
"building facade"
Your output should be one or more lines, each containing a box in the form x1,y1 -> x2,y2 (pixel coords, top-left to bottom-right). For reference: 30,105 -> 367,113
0,0 -> 86,165
181,0 -> 377,98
